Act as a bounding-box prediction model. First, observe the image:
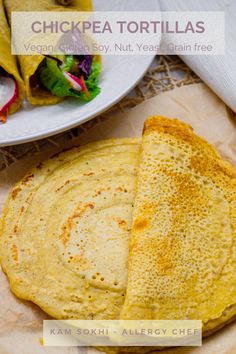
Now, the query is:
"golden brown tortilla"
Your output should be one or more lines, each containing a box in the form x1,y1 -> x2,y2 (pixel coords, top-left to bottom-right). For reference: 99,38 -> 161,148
0,139 -> 140,320
122,116 -> 236,336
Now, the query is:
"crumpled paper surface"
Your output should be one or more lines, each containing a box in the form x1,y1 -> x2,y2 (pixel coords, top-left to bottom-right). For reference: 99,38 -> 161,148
1,83 -> 236,354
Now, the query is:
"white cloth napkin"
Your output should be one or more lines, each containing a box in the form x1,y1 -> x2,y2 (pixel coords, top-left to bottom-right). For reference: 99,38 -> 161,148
95,0 -> 236,112
159,0 -> 236,113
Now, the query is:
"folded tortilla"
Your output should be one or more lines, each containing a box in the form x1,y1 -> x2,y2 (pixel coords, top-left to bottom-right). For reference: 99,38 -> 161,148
122,116 -> 236,335
4,0 -> 92,105
0,0 -> 24,115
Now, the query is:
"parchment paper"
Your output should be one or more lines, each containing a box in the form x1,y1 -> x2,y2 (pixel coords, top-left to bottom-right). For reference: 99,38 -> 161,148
1,83 -> 236,354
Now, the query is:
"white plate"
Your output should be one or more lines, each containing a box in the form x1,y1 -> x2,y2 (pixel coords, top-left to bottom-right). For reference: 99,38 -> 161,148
0,55 -> 154,146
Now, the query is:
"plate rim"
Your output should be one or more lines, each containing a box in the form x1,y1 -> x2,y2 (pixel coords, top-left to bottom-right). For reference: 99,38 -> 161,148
0,55 -> 155,147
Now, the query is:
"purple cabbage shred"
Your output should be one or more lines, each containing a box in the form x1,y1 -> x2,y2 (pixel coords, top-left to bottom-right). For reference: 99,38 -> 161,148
77,55 -> 92,79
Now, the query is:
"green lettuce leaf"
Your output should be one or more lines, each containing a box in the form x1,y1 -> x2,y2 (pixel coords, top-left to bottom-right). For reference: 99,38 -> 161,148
60,55 -> 74,72
79,58 -> 102,102
39,59 -> 79,98
39,57 -> 101,101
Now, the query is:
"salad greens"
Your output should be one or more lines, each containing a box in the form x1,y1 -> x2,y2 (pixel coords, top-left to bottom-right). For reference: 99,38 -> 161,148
60,55 -> 74,72
39,55 -> 101,102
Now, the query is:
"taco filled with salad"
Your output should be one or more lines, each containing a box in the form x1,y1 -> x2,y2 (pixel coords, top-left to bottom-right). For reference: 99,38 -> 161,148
4,0 -> 100,106
30,54 -> 101,105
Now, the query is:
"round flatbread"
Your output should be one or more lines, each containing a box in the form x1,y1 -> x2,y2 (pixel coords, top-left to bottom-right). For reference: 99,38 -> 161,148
0,138 -> 140,319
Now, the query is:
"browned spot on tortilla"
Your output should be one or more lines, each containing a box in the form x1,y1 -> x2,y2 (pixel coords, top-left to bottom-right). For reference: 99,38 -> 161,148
133,218 -> 149,232
83,172 -> 94,176
162,169 -> 207,217
70,253 -> 85,263
116,187 -> 123,192
93,190 -> 101,197
191,154 -> 236,179
11,244 -> 18,262
155,237 -> 174,274
11,187 -> 22,200
60,217 -> 74,245
73,203 -> 95,218
13,225 -> 18,233
56,180 -> 71,192
143,116 -> 194,145
20,206 -> 25,213
117,218 -> 128,230
60,203 -> 95,245
22,173 -> 34,185
92,187 -> 111,198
